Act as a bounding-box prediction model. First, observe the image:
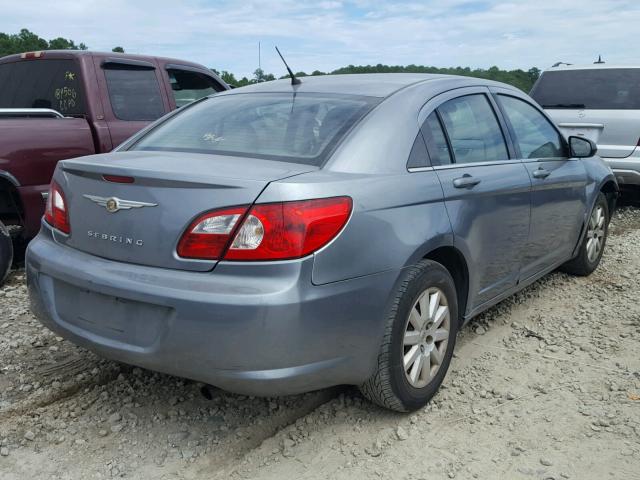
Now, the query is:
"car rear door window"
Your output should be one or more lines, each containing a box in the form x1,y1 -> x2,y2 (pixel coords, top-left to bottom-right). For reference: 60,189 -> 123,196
0,59 -> 85,115
421,111 -> 452,165
407,133 -> 430,168
497,95 -> 566,159
104,66 -> 165,121
437,94 -> 509,164
167,69 -> 223,107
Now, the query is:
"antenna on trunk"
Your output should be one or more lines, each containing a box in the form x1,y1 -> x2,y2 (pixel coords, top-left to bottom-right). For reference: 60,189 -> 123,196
275,46 -> 301,85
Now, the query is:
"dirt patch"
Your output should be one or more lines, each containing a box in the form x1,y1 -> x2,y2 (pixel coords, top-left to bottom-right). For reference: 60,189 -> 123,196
1,208 -> 639,479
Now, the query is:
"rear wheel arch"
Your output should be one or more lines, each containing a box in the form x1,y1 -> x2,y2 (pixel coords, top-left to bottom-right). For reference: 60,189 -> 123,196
0,177 -> 24,227
423,246 -> 469,326
600,179 -> 619,215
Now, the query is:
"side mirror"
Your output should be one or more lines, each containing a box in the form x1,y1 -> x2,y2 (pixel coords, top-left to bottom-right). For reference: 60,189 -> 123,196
568,136 -> 597,158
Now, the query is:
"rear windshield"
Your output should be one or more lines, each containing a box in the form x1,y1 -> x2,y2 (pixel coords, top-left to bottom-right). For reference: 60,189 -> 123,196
531,68 -> 640,110
0,59 -> 85,115
130,93 -> 378,165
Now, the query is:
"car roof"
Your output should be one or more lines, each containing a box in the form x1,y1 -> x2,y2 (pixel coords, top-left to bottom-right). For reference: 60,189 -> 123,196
221,73 -> 487,98
545,64 -> 640,72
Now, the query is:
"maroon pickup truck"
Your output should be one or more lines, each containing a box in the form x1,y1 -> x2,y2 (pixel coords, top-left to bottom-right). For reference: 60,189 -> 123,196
0,50 -> 228,283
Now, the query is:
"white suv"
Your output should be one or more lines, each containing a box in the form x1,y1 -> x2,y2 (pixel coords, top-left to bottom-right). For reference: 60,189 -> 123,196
531,64 -> 640,193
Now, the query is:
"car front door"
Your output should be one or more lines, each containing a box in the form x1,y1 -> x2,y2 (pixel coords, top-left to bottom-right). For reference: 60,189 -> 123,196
492,89 -> 588,279
420,88 -> 532,314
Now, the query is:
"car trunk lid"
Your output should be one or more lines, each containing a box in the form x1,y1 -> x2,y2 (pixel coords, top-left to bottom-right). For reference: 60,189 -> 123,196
56,151 -> 316,271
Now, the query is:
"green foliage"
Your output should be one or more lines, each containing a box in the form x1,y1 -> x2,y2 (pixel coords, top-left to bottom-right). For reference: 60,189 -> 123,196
48,37 -> 87,51
327,63 -> 540,91
253,68 -> 275,83
112,46 -> 125,53
232,63 -> 541,92
0,29 -> 87,58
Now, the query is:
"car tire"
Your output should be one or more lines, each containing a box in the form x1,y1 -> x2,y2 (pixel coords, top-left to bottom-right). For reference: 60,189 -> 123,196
360,260 -> 458,412
561,192 -> 609,277
0,220 -> 13,287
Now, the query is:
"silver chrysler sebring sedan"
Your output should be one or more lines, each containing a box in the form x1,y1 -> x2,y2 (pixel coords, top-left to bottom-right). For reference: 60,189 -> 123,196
27,74 -> 618,412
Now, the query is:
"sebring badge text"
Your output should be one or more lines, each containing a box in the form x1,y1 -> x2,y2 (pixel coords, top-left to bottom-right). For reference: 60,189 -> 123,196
87,230 -> 144,247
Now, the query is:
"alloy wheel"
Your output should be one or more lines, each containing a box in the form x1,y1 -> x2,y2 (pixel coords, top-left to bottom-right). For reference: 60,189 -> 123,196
402,287 -> 450,389
586,205 -> 605,263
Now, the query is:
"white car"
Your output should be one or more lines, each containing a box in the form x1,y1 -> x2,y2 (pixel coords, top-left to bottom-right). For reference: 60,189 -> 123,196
531,64 -> 640,194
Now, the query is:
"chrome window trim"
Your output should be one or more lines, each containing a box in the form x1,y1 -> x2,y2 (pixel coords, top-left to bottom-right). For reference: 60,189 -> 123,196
432,159 -> 523,170
407,166 -> 435,173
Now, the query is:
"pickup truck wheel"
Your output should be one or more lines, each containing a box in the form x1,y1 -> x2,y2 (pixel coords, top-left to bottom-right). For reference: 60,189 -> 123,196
0,220 -> 13,287
561,192 -> 609,277
359,260 -> 458,412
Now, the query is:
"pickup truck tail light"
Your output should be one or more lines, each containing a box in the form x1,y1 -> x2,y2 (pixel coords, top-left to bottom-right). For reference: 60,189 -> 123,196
177,197 -> 352,261
44,182 -> 71,234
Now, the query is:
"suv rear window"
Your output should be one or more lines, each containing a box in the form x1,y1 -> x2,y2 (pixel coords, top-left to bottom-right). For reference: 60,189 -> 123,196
131,93 -> 378,166
531,68 -> 640,110
0,59 -> 85,115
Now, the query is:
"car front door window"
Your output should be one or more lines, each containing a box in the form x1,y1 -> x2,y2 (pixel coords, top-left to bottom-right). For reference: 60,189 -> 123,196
497,95 -> 566,159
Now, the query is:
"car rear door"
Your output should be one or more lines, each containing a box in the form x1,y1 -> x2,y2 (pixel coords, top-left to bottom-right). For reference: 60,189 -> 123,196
93,56 -> 171,148
492,88 -> 588,279
421,87 -> 532,312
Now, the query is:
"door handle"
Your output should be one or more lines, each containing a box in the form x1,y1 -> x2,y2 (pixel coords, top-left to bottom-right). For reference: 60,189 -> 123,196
532,168 -> 551,179
453,174 -> 481,189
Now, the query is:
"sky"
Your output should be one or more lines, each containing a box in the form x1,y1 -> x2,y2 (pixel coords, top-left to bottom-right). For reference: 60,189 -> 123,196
2,0 -> 639,78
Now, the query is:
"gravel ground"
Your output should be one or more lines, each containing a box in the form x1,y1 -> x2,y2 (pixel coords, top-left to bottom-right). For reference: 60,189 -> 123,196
1,207 -> 639,479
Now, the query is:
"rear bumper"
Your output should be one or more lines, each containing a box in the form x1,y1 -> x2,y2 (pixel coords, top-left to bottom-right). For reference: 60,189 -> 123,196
602,148 -> 640,186
26,226 -> 398,396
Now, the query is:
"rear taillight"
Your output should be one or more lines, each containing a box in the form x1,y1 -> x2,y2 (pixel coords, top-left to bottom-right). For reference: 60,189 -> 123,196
177,197 -> 352,261
177,206 -> 248,260
226,197 -> 352,260
44,181 -> 71,234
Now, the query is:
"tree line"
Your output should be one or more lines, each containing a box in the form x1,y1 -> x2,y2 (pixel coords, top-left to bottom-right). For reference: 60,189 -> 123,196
0,29 -> 123,57
1,29 -> 540,91
215,65 -> 540,92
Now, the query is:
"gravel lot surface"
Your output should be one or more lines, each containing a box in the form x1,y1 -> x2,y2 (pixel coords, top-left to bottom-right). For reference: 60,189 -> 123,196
1,207 -> 639,479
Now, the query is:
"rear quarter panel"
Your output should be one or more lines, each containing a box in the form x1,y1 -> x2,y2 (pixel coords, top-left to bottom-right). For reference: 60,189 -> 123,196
259,170 -> 451,285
